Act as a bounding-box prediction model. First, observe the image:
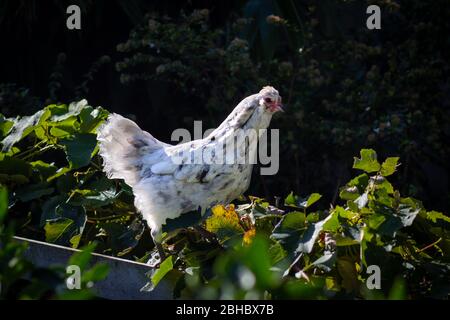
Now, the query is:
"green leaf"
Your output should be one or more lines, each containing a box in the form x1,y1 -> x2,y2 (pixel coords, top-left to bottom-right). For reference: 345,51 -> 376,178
68,242 -> 97,270
353,149 -> 381,173
348,173 -> 369,190
15,182 -> 54,202
0,115 -> 14,138
99,218 -> 145,256
380,157 -> 399,176
322,209 -> 340,232
426,211 -> 450,224
296,213 -> 335,254
376,179 -> 394,194
50,100 -> 89,122
79,106 -> 108,133
30,160 -> 57,180
82,263 -> 109,282
43,203 -> 87,246
60,133 -> 98,169
44,217 -> 74,243
339,186 -> 360,201
0,156 -> 32,176
284,192 -> 322,209
272,212 -> 305,252
1,109 -> 51,151
242,236 -> 277,287
308,251 -> 337,272
70,234 -> 82,248
280,211 -> 305,230
40,195 -> 68,226
388,277 -> 407,300
268,241 -> 286,265
49,126 -> 71,137
151,256 -> 173,289
0,185 -> 8,223
337,256 -> 359,293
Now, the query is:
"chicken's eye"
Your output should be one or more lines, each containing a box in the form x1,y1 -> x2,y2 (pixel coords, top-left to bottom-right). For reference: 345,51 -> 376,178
264,97 -> 273,103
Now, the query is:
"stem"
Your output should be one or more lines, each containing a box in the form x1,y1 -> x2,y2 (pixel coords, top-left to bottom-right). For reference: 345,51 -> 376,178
416,238 -> 442,253
87,214 -> 127,221
16,140 -> 46,158
21,144 -> 55,161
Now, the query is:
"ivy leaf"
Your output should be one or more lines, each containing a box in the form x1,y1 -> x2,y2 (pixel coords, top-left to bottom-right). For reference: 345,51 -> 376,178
380,157 -> 399,176
353,149 -> 381,173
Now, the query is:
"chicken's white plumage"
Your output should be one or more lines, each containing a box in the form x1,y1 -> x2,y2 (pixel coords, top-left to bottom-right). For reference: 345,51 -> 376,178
97,86 -> 282,245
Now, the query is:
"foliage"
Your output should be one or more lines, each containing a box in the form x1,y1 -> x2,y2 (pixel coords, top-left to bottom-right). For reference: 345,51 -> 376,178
0,186 -> 109,299
0,100 -> 148,259
161,149 -> 449,299
0,100 -> 448,299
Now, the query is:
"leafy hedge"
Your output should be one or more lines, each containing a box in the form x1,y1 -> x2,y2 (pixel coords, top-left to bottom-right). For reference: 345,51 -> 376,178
0,187 -> 109,299
0,102 -> 448,299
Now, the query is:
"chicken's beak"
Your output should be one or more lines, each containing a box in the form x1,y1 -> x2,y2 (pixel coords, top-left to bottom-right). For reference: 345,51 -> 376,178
275,97 -> 284,112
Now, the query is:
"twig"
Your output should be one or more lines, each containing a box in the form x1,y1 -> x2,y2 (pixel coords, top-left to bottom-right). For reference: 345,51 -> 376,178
416,238 -> 442,253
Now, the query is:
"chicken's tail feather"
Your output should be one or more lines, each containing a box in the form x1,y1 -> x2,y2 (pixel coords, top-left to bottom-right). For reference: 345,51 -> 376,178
97,113 -> 164,186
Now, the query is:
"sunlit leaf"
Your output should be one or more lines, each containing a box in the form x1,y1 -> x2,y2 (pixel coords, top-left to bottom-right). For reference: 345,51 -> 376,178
380,157 -> 399,176
44,217 -> 74,243
0,185 -> 8,223
243,228 -> 256,245
284,192 -> 322,209
141,256 -> 173,292
1,109 -> 51,151
205,204 -> 243,236
353,149 -> 381,173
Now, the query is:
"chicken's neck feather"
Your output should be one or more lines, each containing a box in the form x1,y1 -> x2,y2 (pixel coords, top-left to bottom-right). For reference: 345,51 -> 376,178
207,94 -> 273,140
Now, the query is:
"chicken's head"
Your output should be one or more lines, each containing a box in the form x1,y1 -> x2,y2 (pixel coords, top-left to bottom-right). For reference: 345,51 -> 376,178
259,86 -> 283,113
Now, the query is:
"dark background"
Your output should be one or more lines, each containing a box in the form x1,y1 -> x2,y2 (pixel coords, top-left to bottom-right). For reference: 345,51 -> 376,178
1,0 -> 449,213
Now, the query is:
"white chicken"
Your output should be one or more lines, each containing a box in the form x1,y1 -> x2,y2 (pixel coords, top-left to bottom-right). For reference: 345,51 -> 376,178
97,86 -> 283,256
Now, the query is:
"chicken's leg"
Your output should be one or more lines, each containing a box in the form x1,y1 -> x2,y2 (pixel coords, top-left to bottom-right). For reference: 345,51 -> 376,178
150,227 -> 166,261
